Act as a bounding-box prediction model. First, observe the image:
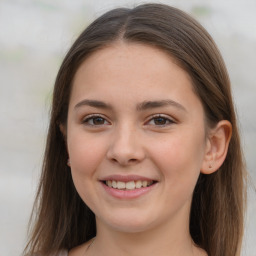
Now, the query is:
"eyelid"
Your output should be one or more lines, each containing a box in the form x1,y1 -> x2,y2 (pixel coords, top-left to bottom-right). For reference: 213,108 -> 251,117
82,114 -> 111,126
145,114 -> 176,126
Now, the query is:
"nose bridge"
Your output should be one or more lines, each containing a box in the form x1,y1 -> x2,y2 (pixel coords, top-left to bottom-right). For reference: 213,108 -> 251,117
107,121 -> 145,165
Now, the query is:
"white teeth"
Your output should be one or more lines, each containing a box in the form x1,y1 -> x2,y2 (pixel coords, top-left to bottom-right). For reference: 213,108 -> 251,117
142,181 -> 147,188
126,181 -> 135,190
112,180 -> 117,188
135,180 -> 142,188
105,180 -> 154,190
117,181 -> 125,189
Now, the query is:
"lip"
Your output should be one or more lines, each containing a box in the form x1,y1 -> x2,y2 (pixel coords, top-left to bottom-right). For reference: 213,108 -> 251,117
100,175 -> 158,199
99,174 -> 157,182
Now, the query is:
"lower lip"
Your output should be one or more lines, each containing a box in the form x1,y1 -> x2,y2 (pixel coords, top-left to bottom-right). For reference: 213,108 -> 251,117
101,182 -> 157,199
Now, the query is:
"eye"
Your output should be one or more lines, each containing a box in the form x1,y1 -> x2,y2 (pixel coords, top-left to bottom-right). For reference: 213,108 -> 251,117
147,115 -> 175,126
82,115 -> 110,126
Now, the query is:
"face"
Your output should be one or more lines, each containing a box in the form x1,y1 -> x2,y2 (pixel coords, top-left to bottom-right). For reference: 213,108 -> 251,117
66,43 -> 209,233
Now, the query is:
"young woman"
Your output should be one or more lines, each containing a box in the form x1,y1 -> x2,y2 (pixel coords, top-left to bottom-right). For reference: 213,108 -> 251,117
24,3 -> 247,256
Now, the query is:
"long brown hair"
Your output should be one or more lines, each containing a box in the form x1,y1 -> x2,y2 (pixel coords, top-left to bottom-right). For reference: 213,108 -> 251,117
24,4 -> 247,256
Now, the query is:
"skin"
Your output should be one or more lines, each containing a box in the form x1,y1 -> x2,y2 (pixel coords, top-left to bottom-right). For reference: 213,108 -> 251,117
64,42 -> 231,256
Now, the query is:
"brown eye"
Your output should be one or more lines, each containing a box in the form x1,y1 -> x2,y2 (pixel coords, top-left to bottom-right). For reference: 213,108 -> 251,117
83,115 -> 109,126
147,115 -> 175,126
153,117 -> 168,125
92,117 -> 105,125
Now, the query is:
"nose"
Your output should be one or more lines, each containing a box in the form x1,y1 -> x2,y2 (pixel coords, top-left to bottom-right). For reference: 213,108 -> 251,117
106,124 -> 146,166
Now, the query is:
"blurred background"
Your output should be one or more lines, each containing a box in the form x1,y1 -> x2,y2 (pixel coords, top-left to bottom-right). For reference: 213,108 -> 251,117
0,0 -> 255,255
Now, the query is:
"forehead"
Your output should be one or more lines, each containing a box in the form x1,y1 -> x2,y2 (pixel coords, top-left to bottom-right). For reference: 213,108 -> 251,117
72,43 -> 191,90
70,42 -> 202,114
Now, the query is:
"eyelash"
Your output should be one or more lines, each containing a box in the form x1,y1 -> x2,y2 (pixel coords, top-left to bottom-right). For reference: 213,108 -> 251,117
146,114 -> 175,127
82,114 -> 110,126
82,114 -> 175,127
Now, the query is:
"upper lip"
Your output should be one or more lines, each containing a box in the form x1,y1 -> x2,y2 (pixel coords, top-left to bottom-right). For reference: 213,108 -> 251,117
99,174 -> 158,182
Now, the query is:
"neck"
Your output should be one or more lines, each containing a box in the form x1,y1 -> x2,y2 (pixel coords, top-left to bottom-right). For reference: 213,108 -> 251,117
90,215 -> 204,256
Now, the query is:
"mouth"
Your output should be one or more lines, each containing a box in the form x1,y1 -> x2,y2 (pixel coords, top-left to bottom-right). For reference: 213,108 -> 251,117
101,180 -> 157,190
100,175 -> 158,199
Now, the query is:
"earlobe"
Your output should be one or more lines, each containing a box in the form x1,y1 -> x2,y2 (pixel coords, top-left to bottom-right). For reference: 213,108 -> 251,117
201,120 -> 232,174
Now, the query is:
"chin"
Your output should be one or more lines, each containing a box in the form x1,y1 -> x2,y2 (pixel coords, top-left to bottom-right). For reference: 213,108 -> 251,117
100,211 -> 157,233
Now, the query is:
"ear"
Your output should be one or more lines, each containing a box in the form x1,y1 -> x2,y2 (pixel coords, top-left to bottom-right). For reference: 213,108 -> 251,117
201,120 -> 232,174
60,124 -> 69,156
59,124 -> 67,138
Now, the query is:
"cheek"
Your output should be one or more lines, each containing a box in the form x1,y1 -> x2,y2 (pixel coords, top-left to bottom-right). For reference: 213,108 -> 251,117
67,131 -> 107,177
149,129 -> 205,188
67,132 -> 108,205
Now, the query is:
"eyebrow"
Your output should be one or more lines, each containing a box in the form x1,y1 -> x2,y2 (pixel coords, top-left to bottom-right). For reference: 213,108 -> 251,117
75,99 -> 112,109
136,100 -> 187,112
74,99 -> 187,112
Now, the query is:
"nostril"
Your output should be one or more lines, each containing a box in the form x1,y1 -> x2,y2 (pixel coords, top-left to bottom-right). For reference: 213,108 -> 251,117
110,157 -> 138,165
106,136 -> 146,165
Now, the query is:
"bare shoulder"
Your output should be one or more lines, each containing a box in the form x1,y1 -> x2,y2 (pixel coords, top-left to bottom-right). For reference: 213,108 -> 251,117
68,239 -> 94,256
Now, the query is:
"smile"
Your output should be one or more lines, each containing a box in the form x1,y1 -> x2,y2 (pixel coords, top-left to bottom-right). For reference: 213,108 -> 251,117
104,180 -> 154,190
100,175 -> 158,199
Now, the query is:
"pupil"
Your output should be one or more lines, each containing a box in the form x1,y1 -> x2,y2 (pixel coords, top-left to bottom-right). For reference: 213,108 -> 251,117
155,117 -> 166,125
94,117 -> 104,125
